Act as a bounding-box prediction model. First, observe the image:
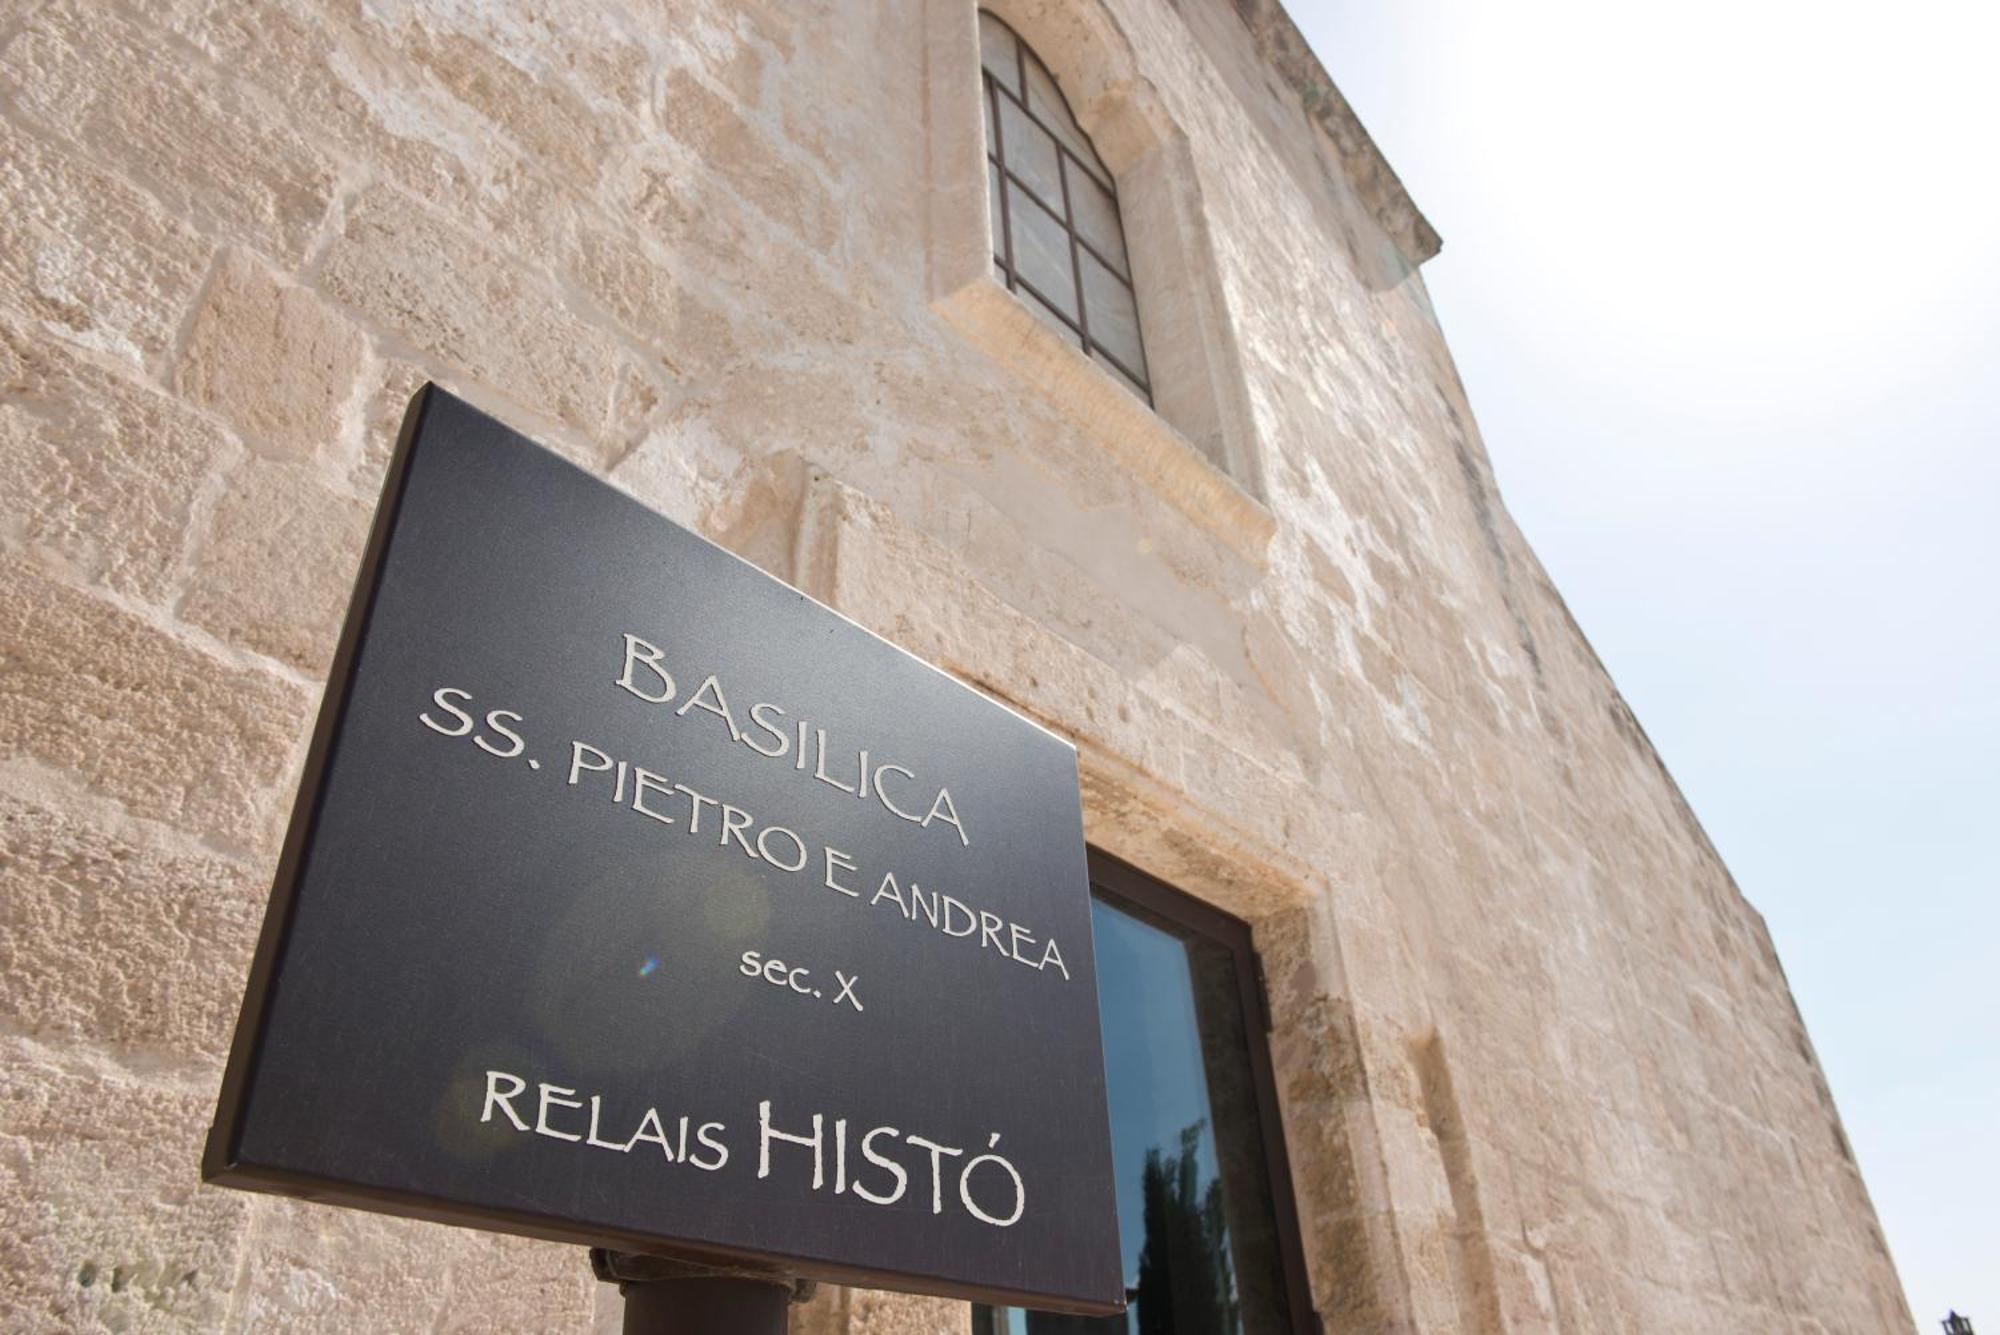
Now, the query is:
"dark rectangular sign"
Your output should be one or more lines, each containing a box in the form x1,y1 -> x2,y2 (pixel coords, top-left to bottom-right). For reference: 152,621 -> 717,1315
205,386 -> 1123,1313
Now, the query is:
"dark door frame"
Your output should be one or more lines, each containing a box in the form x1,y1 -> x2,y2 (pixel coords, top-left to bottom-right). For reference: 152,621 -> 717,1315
1085,847 -> 1320,1335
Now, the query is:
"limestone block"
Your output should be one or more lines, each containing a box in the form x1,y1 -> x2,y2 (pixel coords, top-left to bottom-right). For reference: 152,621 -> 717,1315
841,1289 -> 969,1335
174,251 -> 370,463
1486,1241 -> 1556,1331
603,140 -> 757,278
607,414 -> 747,537
0,1 -> 337,263
1330,914 -> 1426,1037
148,0 -> 567,263
1457,1134 -> 1523,1244
346,358 -> 611,503
788,1285 -> 848,1335
180,459 -> 372,676
1395,1211 -> 1469,1332
699,364 -> 871,475
0,557 -> 311,847
1543,1244 -> 1643,1331
348,359 -> 437,499
379,0 -> 654,126
801,476 -> 1327,897
399,23 -> 622,194
934,280 -> 1275,565
928,481 -> 1257,737
0,321 -> 233,606
653,1284 -> 963,1335
0,121 -> 209,371
320,185 -> 657,445
232,1199 -> 592,1333
700,450 -> 811,578
0,1046 -> 248,1332
570,225 -> 740,377
1373,1103 -> 1457,1224
0,792 -> 262,1063
587,1281 -> 623,1335
660,68 -> 838,254
1267,990 -> 1370,1168
754,241 -> 879,350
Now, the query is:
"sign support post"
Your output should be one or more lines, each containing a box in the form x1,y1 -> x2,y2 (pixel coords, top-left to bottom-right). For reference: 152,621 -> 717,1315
591,1250 -> 809,1334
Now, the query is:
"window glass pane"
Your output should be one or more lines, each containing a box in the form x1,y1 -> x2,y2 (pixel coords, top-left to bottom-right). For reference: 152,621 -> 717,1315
1068,166 -> 1128,277
984,82 -> 998,157
1024,54 -> 1110,188
1102,894 -> 1293,1335
1008,180 -> 1078,320
1096,897 -> 1226,1327
989,893 -> 1295,1334
989,159 -> 1006,262
1019,285 -> 1082,349
1093,350 -> 1148,404
1080,252 -> 1146,380
978,11 -> 1020,95
998,91 -> 1064,208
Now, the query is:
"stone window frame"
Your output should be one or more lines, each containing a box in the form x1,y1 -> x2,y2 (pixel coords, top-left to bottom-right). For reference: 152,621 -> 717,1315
923,0 -> 1275,564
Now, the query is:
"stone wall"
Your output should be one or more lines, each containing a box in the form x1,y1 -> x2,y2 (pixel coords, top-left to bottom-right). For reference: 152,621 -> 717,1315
0,0 -> 1910,1330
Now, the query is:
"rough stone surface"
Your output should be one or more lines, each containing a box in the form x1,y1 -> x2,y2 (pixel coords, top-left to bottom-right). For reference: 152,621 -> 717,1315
0,119 -> 211,372
0,320 -> 234,606
0,0 -> 339,265
0,1044 -> 249,1333
0,0 -> 1909,1331
229,1200 -> 592,1332
319,183 -> 660,448
179,458 -> 373,675
174,250 -> 371,463
0,557 -> 311,849
0,790 -> 264,1064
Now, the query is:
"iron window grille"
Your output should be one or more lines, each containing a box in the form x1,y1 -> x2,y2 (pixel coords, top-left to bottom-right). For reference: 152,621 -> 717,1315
979,11 -> 1154,406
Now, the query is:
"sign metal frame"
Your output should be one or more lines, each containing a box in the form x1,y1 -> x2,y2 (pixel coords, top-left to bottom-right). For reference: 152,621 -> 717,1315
204,386 -> 1124,1315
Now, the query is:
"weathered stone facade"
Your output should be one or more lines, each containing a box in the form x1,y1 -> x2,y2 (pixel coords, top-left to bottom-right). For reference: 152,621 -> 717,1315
0,0 -> 1910,1330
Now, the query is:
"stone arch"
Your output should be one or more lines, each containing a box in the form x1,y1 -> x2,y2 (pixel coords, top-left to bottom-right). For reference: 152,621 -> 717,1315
976,0 -> 1174,175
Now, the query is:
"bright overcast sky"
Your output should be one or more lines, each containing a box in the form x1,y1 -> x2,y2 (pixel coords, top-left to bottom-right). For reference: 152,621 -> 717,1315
1289,0 -> 2000,1327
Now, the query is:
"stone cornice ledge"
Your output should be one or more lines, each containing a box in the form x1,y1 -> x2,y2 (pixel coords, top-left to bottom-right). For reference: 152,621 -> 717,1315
1229,0 -> 1442,268
935,278 -> 1277,566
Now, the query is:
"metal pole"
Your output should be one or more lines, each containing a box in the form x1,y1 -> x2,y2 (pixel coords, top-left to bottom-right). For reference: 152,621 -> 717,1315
591,1249 -> 812,1335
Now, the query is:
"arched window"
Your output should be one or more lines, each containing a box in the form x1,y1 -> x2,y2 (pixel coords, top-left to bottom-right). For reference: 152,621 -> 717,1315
979,11 -> 1153,406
